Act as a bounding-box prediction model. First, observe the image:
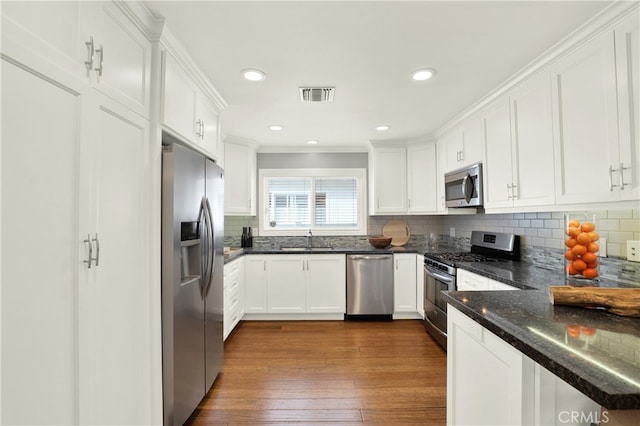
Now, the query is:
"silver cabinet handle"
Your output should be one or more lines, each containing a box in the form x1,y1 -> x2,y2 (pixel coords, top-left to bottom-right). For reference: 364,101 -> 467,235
620,162 -> 630,190
511,184 -> 518,199
94,44 -> 104,77
84,234 -> 93,268
200,120 -> 205,139
84,37 -> 94,72
609,165 -> 619,191
506,183 -> 512,199
92,233 -> 100,266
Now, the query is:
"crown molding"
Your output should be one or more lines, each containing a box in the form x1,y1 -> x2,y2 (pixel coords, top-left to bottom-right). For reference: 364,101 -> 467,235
433,1 -> 639,139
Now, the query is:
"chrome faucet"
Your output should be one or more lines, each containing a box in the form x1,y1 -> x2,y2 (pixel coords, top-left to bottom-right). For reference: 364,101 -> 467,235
306,229 -> 313,248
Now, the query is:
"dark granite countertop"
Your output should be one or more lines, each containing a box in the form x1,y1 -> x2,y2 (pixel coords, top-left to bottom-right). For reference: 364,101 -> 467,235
442,289 -> 640,409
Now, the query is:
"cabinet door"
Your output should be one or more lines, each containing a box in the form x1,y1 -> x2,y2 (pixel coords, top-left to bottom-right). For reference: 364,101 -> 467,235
447,307 -> 533,425
79,93 -> 153,425
162,52 -> 198,143
224,142 -> 257,215
416,254 -> 425,316
245,257 -> 268,313
1,57 -> 85,425
483,98 -> 514,209
456,269 -> 488,291
197,93 -> 221,160
615,14 -> 640,201
1,1 -> 84,77
436,138 -> 448,212
306,255 -> 346,313
461,116 -> 484,167
552,31 -> 620,204
268,256 -> 306,313
445,130 -> 464,172
487,279 -> 518,291
372,146 -> 407,213
394,254 -> 417,312
80,1 -> 151,117
511,71 -> 556,208
407,143 -> 437,213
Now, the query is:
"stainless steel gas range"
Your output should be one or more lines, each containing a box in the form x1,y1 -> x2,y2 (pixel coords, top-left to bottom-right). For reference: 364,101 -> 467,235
423,231 -> 520,350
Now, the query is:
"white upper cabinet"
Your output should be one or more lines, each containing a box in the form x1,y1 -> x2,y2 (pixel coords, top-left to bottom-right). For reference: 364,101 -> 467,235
483,72 -> 555,210
370,145 -> 408,214
161,47 -> 224,160
407,143 -> 438,213
442,116 -> 484,172
78,2 -> 152,117
1,1 -> 151,118
551,24 -> 636,205
436,138 -> 448,213
369,141 -> 438,215
224,140 -> 257,216
614,13 -> 640,201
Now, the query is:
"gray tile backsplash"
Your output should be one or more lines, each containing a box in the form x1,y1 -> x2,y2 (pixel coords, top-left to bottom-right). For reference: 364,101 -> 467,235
225,208 -> 640,284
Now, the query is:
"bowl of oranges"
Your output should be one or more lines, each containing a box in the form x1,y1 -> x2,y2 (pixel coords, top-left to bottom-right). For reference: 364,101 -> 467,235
564,215 -> 599,282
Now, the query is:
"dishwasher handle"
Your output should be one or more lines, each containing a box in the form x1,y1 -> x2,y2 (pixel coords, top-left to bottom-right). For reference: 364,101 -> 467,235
348,254 -> 393,261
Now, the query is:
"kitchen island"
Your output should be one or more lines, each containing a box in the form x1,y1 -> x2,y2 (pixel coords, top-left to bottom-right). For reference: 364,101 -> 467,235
442,286 -> 640,425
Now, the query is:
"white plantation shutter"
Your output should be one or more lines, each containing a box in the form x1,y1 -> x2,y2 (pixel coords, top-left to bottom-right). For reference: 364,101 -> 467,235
315,177 -> 358,228
261,169 -> 365,234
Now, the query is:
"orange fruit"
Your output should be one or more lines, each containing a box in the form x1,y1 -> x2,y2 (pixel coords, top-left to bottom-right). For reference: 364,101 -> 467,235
565,238 -> 577,248
576,232 -> 592,245
567,227 -> 581,237
582,268 -> 599,279
564,250 -> 576,261
572,259 -> 587,271
581,252 -> 597,264
587,242 -> 600,253
572,244 -> 587,256
568,219 -> 580,228
581,222 -> 595,233
587,259 -> 598,268
588,231 -> 599,242
566,324 -> 580,338
580,326 -> 597,336
566,264 -> 578,275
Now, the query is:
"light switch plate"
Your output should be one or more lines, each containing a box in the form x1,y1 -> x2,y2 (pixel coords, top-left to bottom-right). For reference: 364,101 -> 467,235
598,238 -> 607,257
627,240 -> 640,262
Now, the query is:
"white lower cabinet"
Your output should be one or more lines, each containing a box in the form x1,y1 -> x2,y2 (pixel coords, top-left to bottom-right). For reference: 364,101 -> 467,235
244,256 -> 268,313
457,269 -> 518,291
448,306 -> 534,426
224,257 -> 245,340
244,254 -> 346,317
416,254 -> 425,317
448,306 -> 601,426
393,254 -> 418,316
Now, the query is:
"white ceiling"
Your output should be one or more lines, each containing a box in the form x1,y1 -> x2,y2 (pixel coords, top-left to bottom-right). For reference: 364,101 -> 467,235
146,1 -> 611,150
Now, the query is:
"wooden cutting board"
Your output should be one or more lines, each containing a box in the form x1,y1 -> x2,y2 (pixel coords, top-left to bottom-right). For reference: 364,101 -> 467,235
382,220 -> 410,246
549,286 -> 640,317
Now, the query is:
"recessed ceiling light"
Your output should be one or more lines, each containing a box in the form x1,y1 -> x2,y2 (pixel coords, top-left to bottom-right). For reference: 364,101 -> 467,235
269,125 -> 283,131
306,140 -> 318,145
375,125 -> 390,131
411,68 -> 436,81
242,69 -> 266,82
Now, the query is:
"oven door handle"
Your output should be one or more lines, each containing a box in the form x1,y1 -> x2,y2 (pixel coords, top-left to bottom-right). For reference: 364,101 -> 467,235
424,265 -> 454,284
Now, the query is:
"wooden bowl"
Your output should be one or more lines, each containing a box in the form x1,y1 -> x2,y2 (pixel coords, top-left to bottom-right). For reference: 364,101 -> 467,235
368,236 -> 392,249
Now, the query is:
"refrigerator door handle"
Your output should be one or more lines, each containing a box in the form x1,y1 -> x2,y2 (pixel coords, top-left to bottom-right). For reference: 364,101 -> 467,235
199,197 -> 213,298
202,197 -> 215,298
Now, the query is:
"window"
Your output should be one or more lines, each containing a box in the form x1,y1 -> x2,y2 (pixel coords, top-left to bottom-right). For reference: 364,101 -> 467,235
259,169 -> 367,235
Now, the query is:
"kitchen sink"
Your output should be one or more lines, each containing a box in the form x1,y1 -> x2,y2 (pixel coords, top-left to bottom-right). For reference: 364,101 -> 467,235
280,246 -> 334,252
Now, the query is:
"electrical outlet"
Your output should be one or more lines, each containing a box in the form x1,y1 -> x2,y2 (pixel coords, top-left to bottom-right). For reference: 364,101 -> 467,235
627,240 -> 640,262
450,227 -> 456,237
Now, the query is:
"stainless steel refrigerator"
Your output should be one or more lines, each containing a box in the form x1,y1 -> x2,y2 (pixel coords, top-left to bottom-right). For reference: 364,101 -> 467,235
161,142 -> 224,425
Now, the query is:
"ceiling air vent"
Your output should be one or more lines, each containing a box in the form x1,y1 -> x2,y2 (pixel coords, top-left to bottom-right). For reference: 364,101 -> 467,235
299,87 -> 335,102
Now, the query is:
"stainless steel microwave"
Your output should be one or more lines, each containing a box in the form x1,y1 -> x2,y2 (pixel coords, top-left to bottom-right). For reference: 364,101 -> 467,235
445,162 -> 483,208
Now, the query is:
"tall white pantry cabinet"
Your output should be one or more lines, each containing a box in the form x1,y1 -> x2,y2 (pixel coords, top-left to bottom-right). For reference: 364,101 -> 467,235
1,2 -> 162,424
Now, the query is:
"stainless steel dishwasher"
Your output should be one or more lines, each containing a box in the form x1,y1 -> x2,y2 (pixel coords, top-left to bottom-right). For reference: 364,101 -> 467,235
346,254 -> 394,319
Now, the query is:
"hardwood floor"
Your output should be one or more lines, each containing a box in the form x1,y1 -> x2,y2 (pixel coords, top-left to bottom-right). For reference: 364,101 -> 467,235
187,320 -> 447,425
